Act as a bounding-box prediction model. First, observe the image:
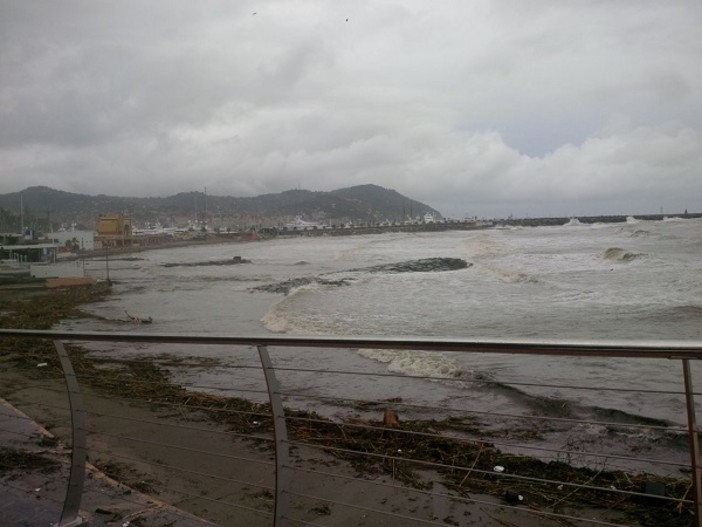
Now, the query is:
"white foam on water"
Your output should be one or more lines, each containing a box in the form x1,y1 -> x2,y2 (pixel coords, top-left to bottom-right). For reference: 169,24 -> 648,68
358,348 -> 464,380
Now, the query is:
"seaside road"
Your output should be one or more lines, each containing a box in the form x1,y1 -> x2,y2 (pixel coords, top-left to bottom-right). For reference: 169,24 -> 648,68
0,397 -> 216,527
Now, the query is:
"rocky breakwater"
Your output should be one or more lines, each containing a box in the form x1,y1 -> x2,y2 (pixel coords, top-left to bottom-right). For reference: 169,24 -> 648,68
163,256 -> 251,268
252,257 -> 471,295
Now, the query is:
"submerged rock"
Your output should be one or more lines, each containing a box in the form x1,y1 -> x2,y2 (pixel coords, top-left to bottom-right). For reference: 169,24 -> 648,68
251,257 -> 470,295
352,257 -> 471,274
251,276 -> 351,295
163,256 -> 251,267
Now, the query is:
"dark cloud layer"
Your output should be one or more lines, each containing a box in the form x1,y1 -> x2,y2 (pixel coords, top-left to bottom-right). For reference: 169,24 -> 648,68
1,1 -> 700,217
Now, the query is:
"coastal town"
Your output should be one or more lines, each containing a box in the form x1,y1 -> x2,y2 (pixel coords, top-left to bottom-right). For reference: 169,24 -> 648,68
1,200 -> 698,290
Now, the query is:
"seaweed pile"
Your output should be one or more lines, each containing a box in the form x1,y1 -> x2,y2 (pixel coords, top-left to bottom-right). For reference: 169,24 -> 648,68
0,447 -> 60,475
32,345 -> 698,526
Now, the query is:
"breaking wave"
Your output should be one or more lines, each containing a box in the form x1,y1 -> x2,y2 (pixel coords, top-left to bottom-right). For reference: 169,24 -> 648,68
603,247 -> 645,262
357,348 -> 466,379
262,284 -> 350,334
492,269 -> 539,284
628,229 -> 650,238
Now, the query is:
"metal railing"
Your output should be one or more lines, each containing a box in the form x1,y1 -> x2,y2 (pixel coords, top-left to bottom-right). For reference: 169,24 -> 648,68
1,329 -> 701,527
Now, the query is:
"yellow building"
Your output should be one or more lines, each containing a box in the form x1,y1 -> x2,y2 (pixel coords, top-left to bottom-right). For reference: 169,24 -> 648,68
95,214 -> 133,247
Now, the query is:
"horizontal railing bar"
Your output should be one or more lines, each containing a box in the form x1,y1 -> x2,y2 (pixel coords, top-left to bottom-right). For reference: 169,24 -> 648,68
12,393 -> 691,472
286,439 -> 689,503
77,392 -> 693,473
68,370 -> 693,435
74,361 -> 702,407
10,392 -> 691,472
81,356 -> 697,396
278,392 -> 689,433
284,415 -> 691,469
10,395 -> 687,476
2,329 -> 701,358
272,366 -> 691,396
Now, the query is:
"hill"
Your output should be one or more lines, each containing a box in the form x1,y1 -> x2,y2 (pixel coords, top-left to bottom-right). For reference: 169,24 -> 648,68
0,185 -> 442,231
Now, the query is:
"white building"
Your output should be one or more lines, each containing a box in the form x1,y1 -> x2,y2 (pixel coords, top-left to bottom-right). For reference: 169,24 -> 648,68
50,230 -> 95,251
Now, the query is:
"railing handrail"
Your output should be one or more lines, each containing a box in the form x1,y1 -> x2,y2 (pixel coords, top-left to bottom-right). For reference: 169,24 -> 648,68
2,328 -> 702,359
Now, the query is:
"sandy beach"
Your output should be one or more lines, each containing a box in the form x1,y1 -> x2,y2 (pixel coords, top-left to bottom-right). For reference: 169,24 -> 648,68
0,281 -> 695,526
1,360 -> 638,527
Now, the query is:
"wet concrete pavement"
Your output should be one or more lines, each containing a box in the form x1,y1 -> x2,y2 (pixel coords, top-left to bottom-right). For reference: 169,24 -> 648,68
0,397 -> 215,527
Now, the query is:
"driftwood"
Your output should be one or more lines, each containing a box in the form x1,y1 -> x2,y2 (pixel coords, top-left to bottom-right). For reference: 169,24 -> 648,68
383,409 -> 400,428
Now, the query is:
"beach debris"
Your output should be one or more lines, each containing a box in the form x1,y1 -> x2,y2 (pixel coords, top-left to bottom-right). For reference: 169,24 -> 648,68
310,504 -> 331,515
383,409 -> 400,428
124,311 -> 153,324
642,481 -> 667,504
493,465 -> 505,473
504,490 -> 524,504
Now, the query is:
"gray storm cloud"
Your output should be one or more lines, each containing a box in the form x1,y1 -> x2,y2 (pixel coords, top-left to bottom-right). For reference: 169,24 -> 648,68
1,0 -> 700,217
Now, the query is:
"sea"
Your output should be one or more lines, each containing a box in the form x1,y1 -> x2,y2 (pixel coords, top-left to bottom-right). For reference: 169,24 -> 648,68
64,216 -> 702,473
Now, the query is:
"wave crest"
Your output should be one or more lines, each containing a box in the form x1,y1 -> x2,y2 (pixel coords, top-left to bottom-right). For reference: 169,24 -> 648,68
603,247 -> 644,262
358,348 -> 465,379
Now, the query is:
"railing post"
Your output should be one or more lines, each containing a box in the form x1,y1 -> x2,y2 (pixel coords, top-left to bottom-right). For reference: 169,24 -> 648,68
683,359 -> 702,527
53,340 -> 86,527
257,345 -> 291,527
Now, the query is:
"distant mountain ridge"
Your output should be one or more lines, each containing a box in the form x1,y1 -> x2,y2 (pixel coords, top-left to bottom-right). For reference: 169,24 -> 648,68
0,184 -> 441,230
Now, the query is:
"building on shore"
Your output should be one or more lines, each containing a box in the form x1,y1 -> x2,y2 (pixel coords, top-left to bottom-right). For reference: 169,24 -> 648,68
50,229 -> 95,253
0,243 -> 59,267
95,214 -> 134,248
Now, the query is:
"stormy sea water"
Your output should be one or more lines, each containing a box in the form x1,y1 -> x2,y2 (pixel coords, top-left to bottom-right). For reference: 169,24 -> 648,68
66,216 -> 702,474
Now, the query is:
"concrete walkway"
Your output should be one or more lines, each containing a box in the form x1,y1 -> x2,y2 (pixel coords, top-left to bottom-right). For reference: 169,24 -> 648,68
0,397 -> 216,527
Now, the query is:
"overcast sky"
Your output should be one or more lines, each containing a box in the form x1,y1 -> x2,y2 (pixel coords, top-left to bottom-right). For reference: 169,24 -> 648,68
1,1 -> 700,218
